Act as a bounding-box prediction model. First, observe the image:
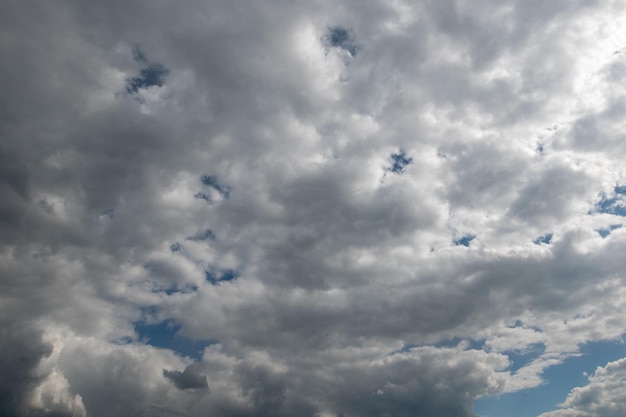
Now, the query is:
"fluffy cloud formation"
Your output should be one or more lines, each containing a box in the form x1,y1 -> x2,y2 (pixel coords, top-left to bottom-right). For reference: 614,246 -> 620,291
540,358 -> 626,417
2,0 -> 626,416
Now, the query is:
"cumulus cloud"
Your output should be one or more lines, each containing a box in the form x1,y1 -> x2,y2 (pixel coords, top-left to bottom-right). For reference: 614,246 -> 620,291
539,357 -> 626,417
2,0 -> 626,416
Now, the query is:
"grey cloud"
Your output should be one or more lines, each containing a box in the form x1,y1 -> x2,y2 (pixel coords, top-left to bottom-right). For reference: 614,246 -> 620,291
442,139 -> 527,210
55,341 -> 190,417
235,364 -> 318,417
508,165 -> 593,225
163,364 -> 209,390
2,0 -> 626,416
0,324 -> 82,417
0,147 -> 31,244
325,347 -> 507,417
178,227 -> 626,359
0,325 -> 52,417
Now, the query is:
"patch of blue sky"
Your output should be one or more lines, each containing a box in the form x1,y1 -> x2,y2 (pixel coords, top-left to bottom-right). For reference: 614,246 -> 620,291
474,337 -> 626,417
536,143 -> 545,154
388,150 -> 413,174
194,192 -> 212,203
205,269 -> 238,285
155,284 -> 198,296
597,224 -> 622,238
504,343 -> 546,373
132,45 -> 147,63
594,185 -> 626,216
201,175 -> 230,198
534,233 -> 553,245
187,229 -> 215,242
454,234 -> 475,247
111,335 -> 134,345
170,242 -> 182,252
126,64 -> 169,94
326,26 -> 358,56
135,319 -> 215,360
615,185 -> 626,195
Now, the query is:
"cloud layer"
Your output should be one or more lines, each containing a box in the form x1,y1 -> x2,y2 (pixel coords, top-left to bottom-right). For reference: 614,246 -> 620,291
2,0 -> 626,416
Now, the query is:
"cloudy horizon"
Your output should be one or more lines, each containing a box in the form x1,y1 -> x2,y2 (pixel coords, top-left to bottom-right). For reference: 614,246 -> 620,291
2,1 -> 626,416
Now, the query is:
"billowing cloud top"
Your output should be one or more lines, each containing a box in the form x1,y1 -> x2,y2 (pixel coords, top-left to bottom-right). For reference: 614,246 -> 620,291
2,1 -> 626,416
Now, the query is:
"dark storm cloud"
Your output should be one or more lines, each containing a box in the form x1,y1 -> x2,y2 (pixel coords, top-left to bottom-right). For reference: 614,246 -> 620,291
0,147 -> 31,242
0,325 -> 52,417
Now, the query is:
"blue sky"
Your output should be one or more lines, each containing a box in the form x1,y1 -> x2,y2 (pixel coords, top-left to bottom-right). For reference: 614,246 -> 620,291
134,319 -> 215,361
476,337 -> 626,417
2,1 -> 626,417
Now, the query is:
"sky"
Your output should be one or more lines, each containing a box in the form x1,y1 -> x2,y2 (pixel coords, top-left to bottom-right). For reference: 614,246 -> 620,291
2,1 -> 626,416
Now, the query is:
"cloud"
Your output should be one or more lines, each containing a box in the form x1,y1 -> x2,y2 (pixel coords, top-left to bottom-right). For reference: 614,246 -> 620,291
539,357 -> 626,417
0,324 -> 53,417
163,364 -> 209,390
2,0 -> 626,416
0,323 -> 86,417
320,345 -> 510,417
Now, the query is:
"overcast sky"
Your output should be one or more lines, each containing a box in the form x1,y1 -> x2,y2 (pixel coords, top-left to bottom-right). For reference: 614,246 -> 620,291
2,1 -> 626,416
